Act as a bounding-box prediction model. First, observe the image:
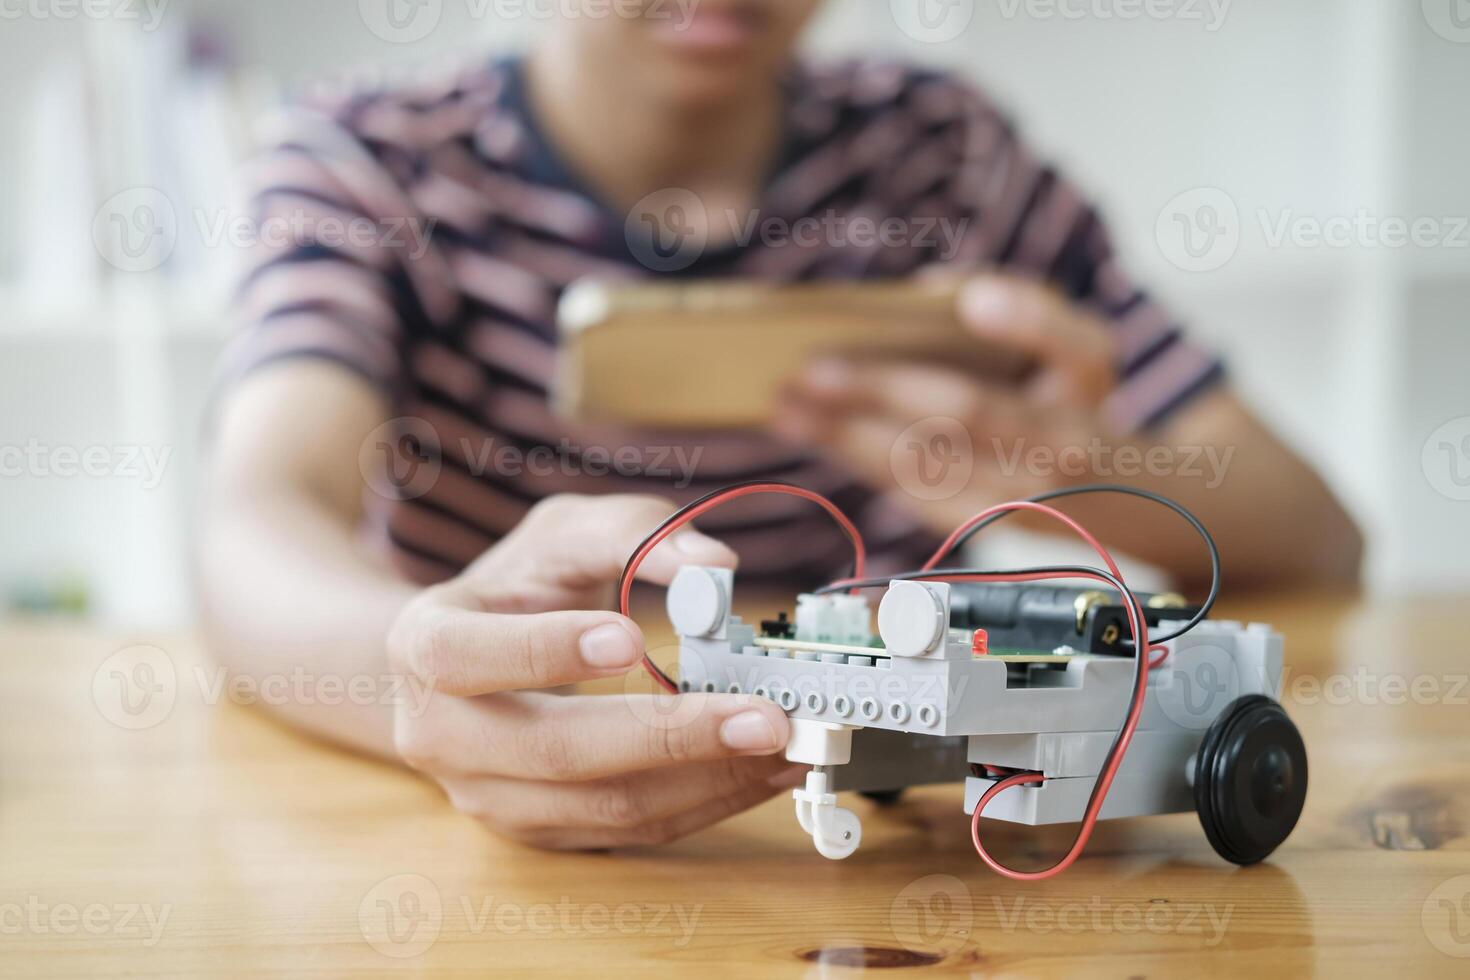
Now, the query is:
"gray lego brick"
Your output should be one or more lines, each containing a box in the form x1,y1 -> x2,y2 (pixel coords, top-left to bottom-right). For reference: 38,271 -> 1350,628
964,768 -> 1195,824
827,730 -> 970,793
966,729 -> 1203,779
678,616 -> 1284,742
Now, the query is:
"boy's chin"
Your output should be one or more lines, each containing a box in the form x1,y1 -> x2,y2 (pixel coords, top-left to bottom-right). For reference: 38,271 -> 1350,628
646,57 -> 780,110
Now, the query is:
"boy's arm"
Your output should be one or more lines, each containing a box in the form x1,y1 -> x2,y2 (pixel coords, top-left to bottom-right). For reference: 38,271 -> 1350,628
199,360 -> 416,757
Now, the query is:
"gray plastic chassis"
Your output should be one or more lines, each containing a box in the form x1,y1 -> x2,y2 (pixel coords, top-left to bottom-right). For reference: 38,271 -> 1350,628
667,567 -> 1301,863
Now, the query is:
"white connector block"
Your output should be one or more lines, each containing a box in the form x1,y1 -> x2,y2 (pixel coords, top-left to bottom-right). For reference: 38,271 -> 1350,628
785,718 -> 856,766
831,594 -> 873,644
795,593 -> 871,645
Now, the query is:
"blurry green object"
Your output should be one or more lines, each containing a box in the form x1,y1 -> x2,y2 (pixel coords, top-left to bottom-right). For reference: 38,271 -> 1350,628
8,575 -> 91,617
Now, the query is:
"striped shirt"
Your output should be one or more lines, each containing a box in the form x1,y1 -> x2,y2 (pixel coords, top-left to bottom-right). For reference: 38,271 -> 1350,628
221,56 -> 1223,586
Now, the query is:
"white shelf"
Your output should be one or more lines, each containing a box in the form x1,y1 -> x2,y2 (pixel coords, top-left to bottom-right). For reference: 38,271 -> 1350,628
1,285 -> 231,342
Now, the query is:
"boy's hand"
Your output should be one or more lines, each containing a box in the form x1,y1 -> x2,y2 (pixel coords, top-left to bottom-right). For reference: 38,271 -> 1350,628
772,274 -> 1121,529
386,494 -> 801,850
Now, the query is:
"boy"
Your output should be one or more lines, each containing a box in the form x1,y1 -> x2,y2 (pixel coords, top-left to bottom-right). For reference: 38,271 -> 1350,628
201,1 -> 1360,849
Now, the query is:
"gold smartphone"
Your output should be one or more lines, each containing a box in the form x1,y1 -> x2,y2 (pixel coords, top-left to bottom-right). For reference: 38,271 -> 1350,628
553,279 -> 1030,429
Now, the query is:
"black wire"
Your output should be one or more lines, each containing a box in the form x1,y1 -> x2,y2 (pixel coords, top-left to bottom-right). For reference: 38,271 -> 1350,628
816,563 -> 1128,600
923,484 -> 1220,645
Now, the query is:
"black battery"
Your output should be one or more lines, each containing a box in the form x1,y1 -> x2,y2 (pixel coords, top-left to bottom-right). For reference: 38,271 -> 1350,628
946,583 -> 1200,656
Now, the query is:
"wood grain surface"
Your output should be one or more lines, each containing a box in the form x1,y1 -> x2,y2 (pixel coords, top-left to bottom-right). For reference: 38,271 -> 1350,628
2,592 -> 1468,976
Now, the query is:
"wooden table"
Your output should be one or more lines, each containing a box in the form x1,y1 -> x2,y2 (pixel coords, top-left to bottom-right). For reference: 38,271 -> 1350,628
3,592 -> 1469,977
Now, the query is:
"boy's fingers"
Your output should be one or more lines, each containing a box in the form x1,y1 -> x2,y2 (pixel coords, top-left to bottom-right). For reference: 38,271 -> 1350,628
957,276 -> 1116,405
515,692 -> 794,781
958,276 -> 1079,362
419,691 -> 793,781
503,493 -> 737,587
450,756 -> 803,835
541,778 -> 797,850
792,359 -> 1002,424
473,771 -> 795,851
399,605 -> 649,695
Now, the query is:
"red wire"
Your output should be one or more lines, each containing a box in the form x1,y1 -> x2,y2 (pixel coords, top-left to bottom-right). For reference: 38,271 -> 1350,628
620,483 -> 867,693
921,500 -> 1118,576
907,569 -> 1153,879
889,497 -> 1161,880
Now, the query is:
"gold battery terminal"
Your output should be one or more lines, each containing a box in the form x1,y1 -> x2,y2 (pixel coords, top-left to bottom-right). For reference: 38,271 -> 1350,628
1073,590 -> 1110,634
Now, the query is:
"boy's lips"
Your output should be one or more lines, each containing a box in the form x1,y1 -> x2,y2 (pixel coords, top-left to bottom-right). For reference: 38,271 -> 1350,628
653,4 -> 767,54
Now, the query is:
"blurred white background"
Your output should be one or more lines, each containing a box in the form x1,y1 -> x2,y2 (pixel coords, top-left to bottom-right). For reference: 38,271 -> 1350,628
1,0 -> 1466,625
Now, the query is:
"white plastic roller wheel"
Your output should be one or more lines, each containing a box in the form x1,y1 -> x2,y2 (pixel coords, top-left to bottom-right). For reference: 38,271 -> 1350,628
812,806 -> 862,860
793,769 -> 862,860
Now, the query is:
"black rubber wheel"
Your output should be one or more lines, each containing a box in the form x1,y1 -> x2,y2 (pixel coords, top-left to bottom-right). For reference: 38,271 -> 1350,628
1194,694 -> 1308,865
861,789 -> 905,806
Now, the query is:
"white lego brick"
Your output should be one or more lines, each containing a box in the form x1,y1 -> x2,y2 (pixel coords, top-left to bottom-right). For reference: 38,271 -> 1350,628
877,581 -> 951,658
785,719 -> 855,766
666,566 -> 734,639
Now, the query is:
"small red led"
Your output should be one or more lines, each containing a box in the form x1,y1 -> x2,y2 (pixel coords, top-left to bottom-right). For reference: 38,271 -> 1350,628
971,628 -> 989,656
